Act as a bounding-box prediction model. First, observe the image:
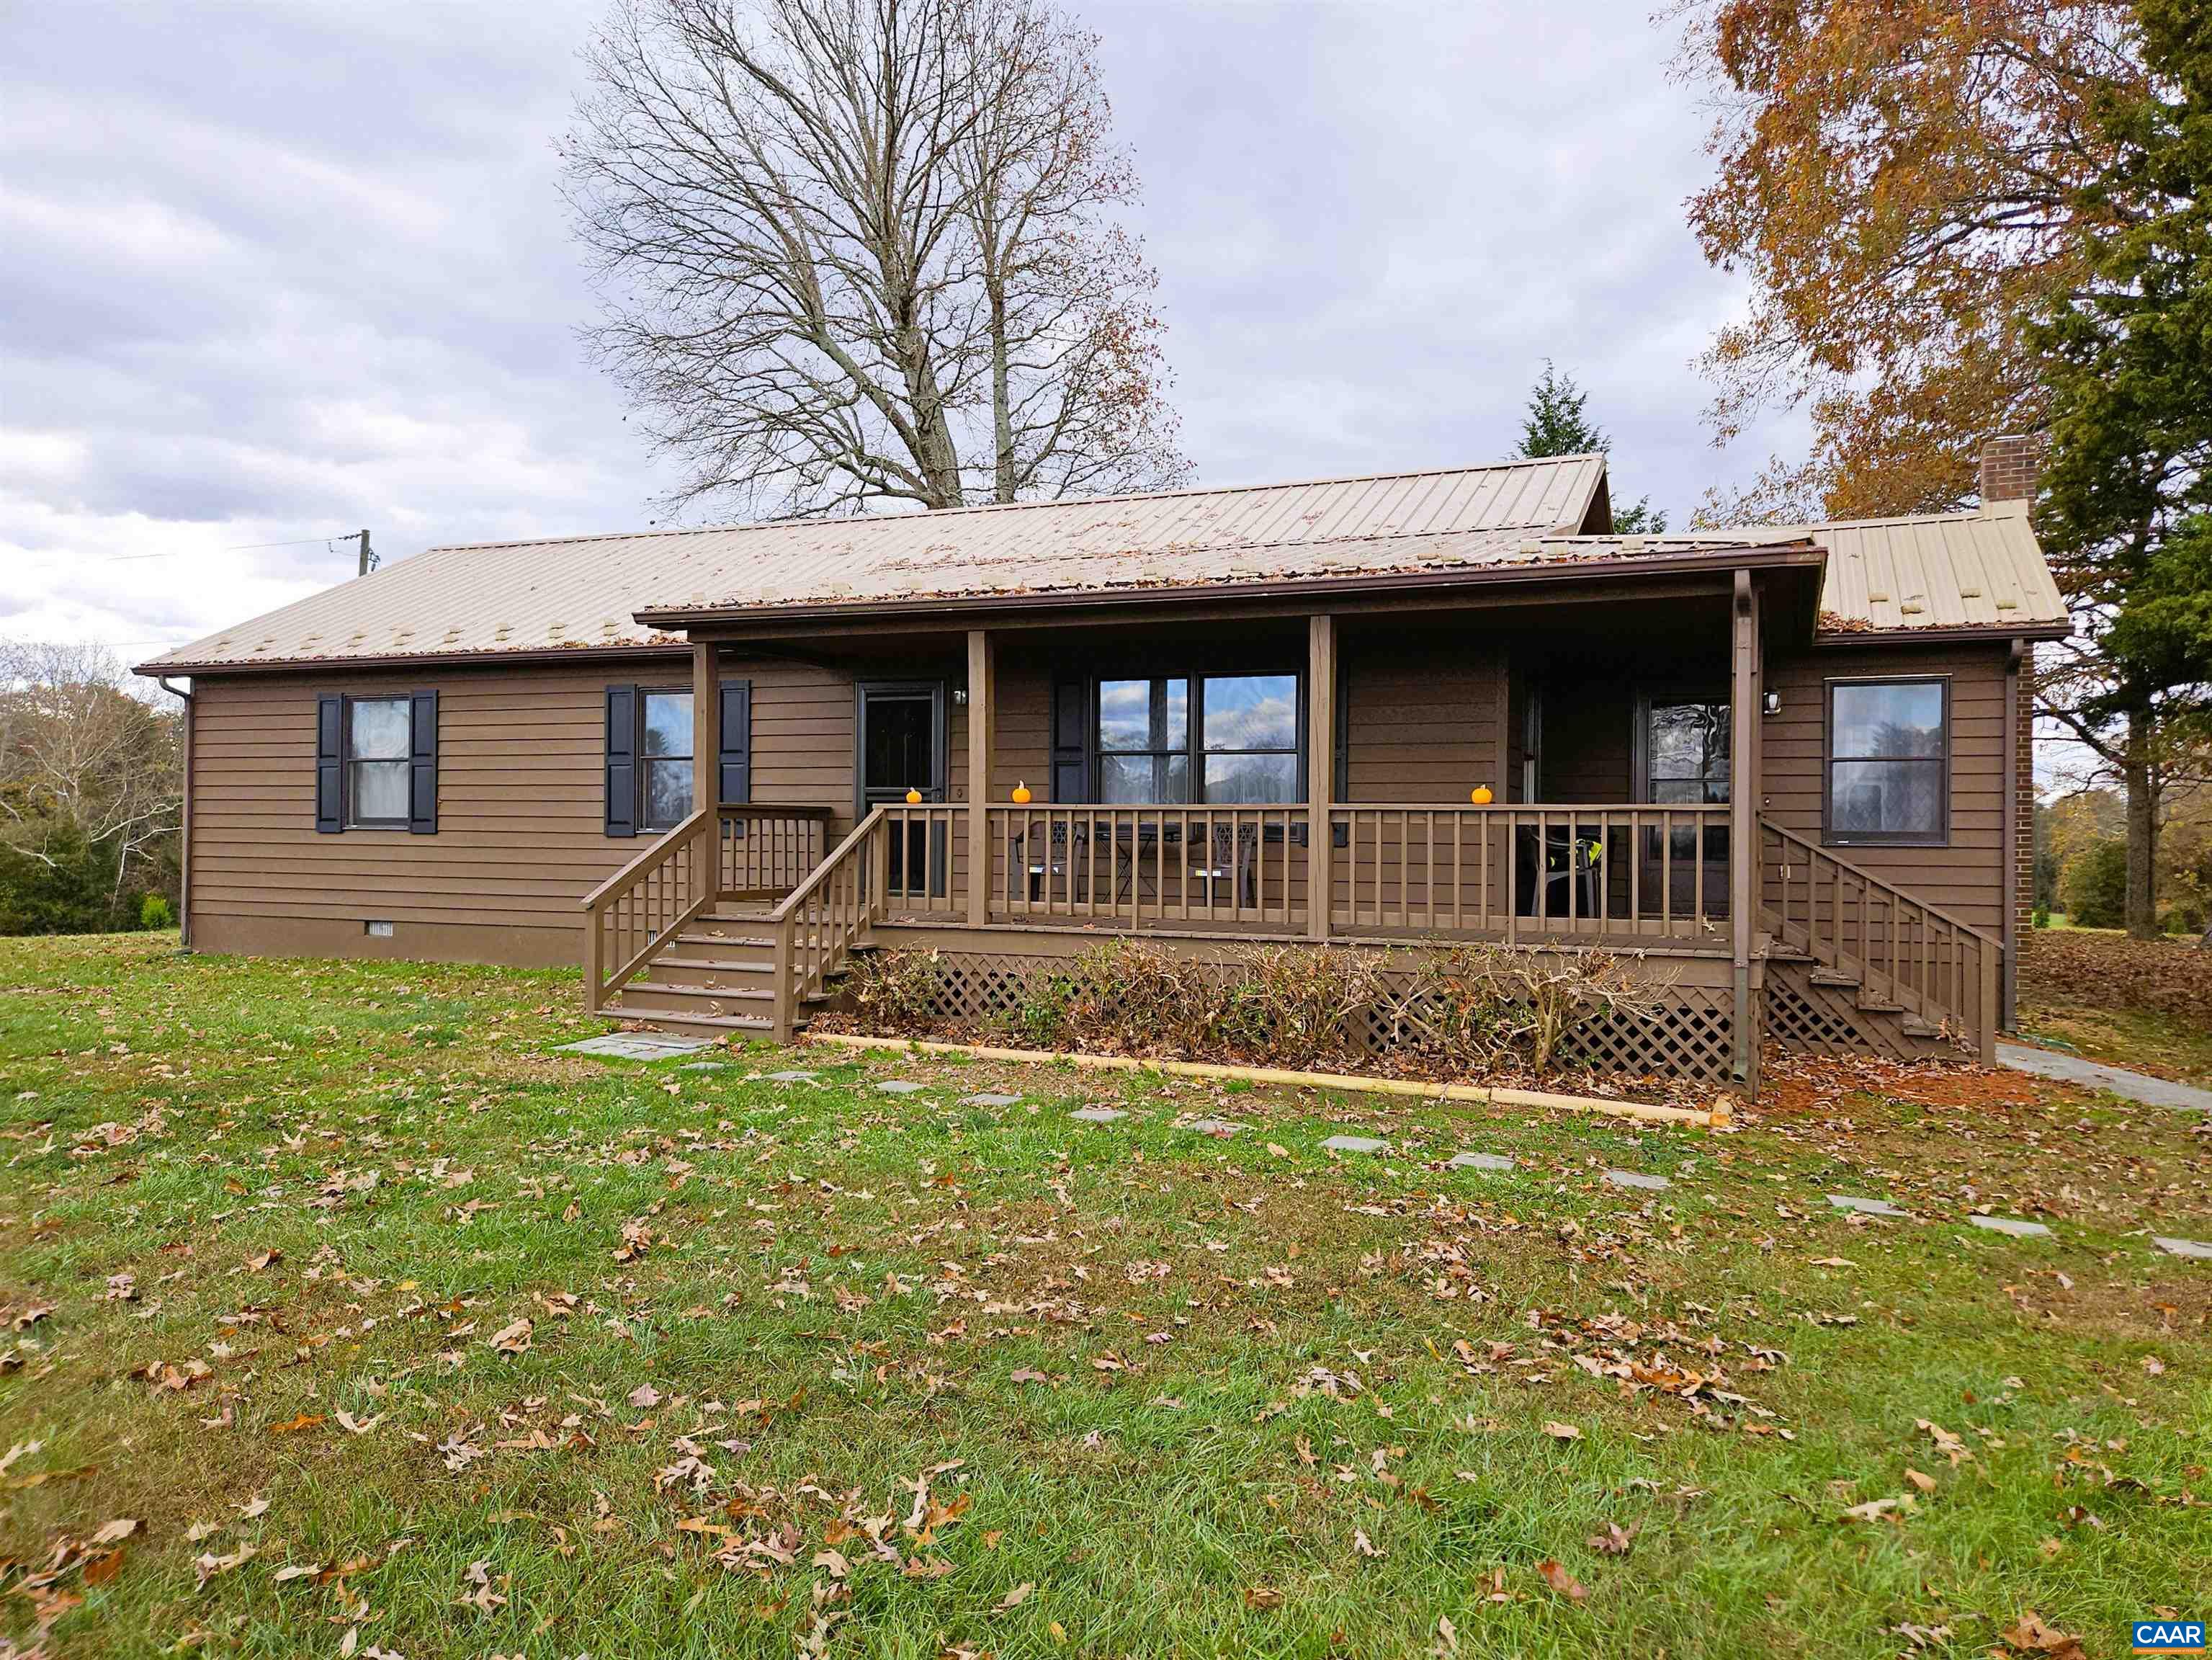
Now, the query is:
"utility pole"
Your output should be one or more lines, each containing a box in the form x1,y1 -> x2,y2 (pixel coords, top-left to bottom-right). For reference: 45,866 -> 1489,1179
357,529 -> 377,576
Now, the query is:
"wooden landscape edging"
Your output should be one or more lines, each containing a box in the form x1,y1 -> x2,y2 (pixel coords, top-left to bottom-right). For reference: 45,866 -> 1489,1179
807,1031 -> 1733,1128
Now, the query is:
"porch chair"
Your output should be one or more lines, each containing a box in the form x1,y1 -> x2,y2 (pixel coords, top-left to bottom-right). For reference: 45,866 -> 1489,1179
1539,831 -> 1605,921
1188,821 -> 1257,911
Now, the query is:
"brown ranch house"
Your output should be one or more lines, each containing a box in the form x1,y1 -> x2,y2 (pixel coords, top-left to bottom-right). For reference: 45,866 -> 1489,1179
138,440 -> 2069,1092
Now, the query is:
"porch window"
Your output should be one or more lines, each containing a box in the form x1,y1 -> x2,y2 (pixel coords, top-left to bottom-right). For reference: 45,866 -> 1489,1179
1092,673 -> 1301,803
640,690 -> 694,831
1826,678 -> 1948,844
1202,674 -> 1299,802
1644,698 -> 1730,804
1098,678 -> 1188,803
346,697 -> 411,829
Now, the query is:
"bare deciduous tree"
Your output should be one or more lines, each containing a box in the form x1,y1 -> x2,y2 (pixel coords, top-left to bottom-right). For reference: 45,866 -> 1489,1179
561,0 -> 1186,520
1,641 -> 181,924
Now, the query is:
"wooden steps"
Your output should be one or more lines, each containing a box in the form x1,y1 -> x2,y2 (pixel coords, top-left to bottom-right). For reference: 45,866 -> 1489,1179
608,904 -> 859,1041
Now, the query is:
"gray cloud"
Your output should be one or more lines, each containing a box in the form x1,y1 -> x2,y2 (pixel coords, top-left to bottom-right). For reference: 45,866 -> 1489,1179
1,0 -> 1808,663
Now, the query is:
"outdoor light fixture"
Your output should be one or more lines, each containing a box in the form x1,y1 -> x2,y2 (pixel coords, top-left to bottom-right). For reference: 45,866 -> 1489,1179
951,687 -> 968,705
1762,690 -> 1782,715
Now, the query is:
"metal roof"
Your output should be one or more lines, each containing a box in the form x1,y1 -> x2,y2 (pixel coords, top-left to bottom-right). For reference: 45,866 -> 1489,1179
1798,502 -> 2068,635
134,456 -> 2070,674
137,456 -> 1608,671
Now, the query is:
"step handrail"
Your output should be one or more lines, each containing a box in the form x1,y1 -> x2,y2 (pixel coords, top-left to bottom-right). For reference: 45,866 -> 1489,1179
581,806 -> 717,1011
1760,818 -> 2000,947
769,806 -> 888,923
1758,815 -> 2000,1059
765,806 -> 892,1038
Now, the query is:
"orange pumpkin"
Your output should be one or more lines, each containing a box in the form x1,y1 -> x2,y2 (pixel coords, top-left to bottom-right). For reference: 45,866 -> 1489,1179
905,787 -> 922,804
1469,784 -> 1494,805
1011,780 -> 1032,804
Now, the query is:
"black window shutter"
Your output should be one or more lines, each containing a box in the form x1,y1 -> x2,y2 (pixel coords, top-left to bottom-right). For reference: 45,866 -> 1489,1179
1050,677 -> 1091,802
315,695 -> 344,833
408,690 -> 439,834
604,684 -> 638,837
718,679 -> 752,804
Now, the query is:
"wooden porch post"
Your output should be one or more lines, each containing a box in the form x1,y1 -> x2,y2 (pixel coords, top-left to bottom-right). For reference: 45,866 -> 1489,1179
967,628 -> 993,928
1729,571 -> 1757,1084
1308,613 -> 1335,942
691,640 -> 722,815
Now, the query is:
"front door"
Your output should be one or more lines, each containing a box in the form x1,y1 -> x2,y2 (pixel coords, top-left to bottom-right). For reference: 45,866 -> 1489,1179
859,682 -> 946,898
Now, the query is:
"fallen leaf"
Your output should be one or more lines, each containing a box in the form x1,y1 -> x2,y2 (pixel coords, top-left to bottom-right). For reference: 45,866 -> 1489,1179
1543,1422 -> 1582,1442
488,1318 -> 532,1355
2000,1612 -> 2087,1659
90,1518 -> 141,1546
1585,1520 -> 1638,1556
1535,1558 -> 1587,1601
996,1582 -> 1035,1612
1904,1467 -> 1936,1494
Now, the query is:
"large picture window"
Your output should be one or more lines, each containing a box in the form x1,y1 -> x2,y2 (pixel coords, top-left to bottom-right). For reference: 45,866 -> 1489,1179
346,697 -> 411,828
1826,677 -> 1948,845
1090,672 -> 1301,803
640,690 -> 694,831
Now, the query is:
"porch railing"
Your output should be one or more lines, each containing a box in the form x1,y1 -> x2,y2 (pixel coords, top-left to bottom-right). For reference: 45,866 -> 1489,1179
1759,818 -> 1999,1058
581,803 -> 838,1012
1330,805 -> 1734,946
864,802 -> 1735,947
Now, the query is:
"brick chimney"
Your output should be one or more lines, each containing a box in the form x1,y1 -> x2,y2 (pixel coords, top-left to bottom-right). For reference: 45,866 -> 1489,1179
1978,434 -> 2046,506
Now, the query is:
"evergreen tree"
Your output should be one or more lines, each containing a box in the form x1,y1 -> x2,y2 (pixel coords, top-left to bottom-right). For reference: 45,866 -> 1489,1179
2035,0 -> 2212,938
1514,362 -> 1667,532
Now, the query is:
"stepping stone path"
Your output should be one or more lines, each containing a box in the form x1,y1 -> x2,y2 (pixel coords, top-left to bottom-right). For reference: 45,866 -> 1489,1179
1068,1106 -> 1126,1123
1828,1194 -> 1909,1218
2152,1236 -> 2211,1261
764,1070 -> 819,1084
1448,1151 -> 1515,1173
680,1061 -> 727,1071
874,1080 -> 928,1095
962,1092 -> 1024,1107
1603,1169 -> 1670,1191
1968,1214 -> 2051,1239
1320,1135 -> 1389,1155
1183,1117 -> 1242,1137
558,1033 -> 715,1061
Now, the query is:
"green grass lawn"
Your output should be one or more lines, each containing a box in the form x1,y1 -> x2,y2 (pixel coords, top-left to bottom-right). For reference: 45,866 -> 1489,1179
2,934 -> 2208,1659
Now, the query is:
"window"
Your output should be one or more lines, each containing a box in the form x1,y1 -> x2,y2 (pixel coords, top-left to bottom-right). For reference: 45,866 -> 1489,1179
346,697 -> 411,828
1826,677 -> 1948,844
1098,677 -> 1188,803
1089,672 -> 1302,803
1644,698 -> 1730,805
1201,674 -> 1299,802
640,690 -> 694,831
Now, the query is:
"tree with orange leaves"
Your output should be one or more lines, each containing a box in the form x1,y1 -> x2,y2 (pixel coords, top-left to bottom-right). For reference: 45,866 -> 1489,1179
1673,0 -> 2144,523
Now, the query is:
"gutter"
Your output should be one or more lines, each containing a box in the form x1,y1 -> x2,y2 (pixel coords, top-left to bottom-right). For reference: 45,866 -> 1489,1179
157,676 -> 193,950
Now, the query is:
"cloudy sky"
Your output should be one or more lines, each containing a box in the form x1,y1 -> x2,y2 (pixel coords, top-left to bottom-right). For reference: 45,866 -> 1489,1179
2,0 -> 1809,669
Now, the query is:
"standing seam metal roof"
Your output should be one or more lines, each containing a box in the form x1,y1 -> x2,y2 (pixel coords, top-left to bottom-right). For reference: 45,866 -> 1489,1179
134,456 -> 2069,674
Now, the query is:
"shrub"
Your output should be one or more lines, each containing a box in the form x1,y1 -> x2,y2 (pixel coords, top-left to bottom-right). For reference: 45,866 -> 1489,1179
841,937 -> 1668,1078
844,947 -> 954,1032
2059,839 -> 2128,929
138,893 -> 174,930
2031,902 -> 2051,929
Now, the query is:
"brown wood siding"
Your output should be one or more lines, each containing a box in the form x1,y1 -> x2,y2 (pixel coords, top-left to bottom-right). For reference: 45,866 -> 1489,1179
1342,638 -> 1504,803
187,653 -> 859,968
1758,641 -> 2012,935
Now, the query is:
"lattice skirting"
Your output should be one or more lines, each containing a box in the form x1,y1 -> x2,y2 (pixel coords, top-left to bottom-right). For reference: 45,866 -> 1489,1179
844,947 -> 1742,1083
1764,973 -> 1876,1058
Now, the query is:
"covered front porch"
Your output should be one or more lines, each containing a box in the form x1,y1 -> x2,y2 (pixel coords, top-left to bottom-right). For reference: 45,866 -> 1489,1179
585,568 -> 1791,1079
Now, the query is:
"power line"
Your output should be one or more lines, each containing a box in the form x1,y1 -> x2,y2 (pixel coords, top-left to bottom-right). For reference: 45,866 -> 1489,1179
81,532 -> 362,566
